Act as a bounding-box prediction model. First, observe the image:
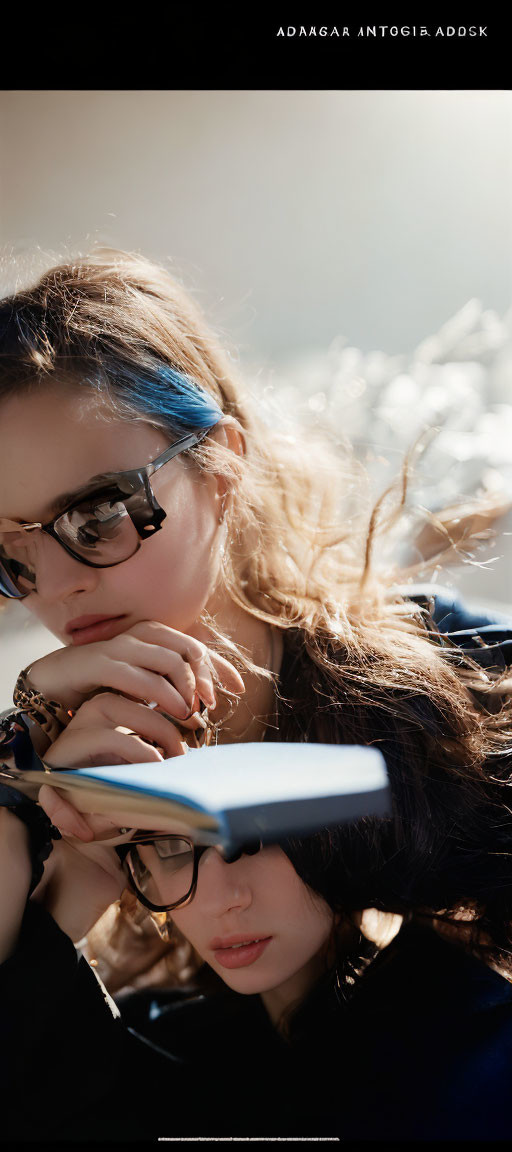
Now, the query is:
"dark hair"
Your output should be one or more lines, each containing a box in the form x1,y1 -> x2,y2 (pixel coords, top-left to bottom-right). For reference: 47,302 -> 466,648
280,668 -> 512,978
261,617 -> 512,995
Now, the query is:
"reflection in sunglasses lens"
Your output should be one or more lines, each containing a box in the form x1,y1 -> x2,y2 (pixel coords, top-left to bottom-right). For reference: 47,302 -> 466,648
0,498 -> 140,596
58,501 -> 139,563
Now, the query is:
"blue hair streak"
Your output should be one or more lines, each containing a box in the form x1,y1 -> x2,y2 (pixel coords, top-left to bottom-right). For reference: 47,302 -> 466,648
95,360 -> 224,433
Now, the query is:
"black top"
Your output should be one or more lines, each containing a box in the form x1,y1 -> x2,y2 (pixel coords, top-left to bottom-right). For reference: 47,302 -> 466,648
2,899 -> 512,1141
2,584 -> 512,1142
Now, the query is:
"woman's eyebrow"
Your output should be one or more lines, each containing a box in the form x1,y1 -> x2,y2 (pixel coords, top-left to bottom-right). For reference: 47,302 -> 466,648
45,473 -> 118,518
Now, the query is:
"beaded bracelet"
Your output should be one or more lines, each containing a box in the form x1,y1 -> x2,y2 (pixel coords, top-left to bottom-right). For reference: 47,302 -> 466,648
0,782 -> 62,896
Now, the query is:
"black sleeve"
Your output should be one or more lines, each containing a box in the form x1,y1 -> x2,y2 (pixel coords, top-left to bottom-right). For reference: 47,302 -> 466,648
397,580 -> 512,633
0,900 -> 190,1142
399,582 -> 512,672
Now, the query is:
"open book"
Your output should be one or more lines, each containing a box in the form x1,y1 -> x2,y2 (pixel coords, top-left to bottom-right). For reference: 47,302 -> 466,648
0,734 -> 389,851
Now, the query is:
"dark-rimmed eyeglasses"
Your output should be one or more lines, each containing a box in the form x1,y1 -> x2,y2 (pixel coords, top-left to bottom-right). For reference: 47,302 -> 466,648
0,427 -> 216,599
115,832 -> 262,913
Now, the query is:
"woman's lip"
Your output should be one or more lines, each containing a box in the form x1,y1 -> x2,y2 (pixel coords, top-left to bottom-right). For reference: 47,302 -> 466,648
65,614 -> 125,634
68,615 -> 128,646
209,932 -> 270,950
212,937 -> 272,970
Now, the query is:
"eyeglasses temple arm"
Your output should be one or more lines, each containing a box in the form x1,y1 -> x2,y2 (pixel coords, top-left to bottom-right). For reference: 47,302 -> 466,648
145,429 -> 210,479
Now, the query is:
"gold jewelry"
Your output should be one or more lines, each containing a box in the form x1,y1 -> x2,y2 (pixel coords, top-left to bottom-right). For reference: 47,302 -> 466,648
13,666 -> 75,743
182,703 -> 215,749
152,701 -> 215,750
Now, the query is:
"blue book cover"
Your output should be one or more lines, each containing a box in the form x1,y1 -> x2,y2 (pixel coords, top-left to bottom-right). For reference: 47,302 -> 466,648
0,737 -> 389,851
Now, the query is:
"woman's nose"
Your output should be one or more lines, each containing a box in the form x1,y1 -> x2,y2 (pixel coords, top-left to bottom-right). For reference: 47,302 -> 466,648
32,531 -> 99,602
198,848 -> 253,916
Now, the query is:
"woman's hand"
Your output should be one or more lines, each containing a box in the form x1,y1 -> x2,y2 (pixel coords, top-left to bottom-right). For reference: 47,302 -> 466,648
12,624 -> 246,943
27,783 -> 136,944
25,620 -> 246,717
0,791 -> 129,960
42,690 -> 192,768
29,791 -> 129,943
29,689 -> 202,940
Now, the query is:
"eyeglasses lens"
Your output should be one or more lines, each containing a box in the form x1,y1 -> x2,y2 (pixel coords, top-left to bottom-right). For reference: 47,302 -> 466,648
126,838 -> 196,911
0,499 -> 140,596
0,527 -> 37,596
55,499 -> 139,564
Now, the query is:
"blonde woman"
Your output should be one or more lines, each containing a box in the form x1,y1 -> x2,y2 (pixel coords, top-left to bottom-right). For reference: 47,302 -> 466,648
1,250 -> 512,1140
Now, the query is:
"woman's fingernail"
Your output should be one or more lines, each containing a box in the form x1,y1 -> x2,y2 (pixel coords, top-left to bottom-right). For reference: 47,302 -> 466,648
182,696 -> 198,720
197,682 -> 216,708
192,712 -> 208,729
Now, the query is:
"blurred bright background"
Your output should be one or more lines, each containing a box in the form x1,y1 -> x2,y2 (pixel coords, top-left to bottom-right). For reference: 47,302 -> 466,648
1,89 -> 512,699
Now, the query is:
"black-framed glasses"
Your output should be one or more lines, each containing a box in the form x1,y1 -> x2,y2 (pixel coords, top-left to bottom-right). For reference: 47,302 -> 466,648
0,427 -> 216,599
115,832 -> 262,913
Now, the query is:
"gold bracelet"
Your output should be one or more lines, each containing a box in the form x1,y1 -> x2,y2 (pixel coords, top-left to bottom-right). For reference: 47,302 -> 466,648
13,667 -> 75,743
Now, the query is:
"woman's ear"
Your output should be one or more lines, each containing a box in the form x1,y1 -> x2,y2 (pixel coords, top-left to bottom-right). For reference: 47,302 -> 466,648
211,417 -> 246,459
209,419 -> 246,514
